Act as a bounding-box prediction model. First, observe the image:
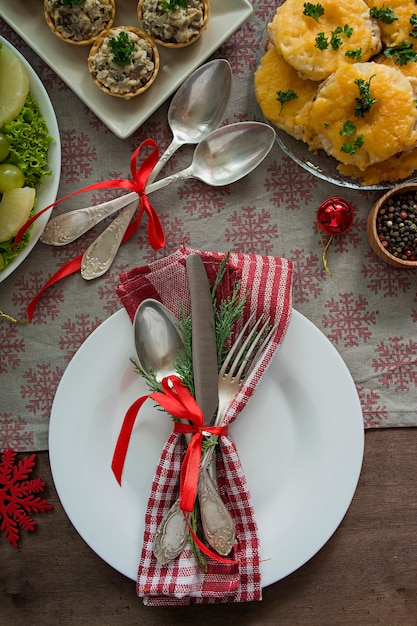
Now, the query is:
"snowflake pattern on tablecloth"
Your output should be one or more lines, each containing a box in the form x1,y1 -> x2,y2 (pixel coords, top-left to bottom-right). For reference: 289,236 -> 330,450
0,449 -> 53,547
98,263 -> 131,315
362,251 -> 413,297
265,157 -> 318,210
178,182 -> 231,219
357,387 -> 388,428
21,364 -> 64,418
290,249 -> 325,303
12,271 -> 64,323
58,314 -> 102,360
373,337 -> 417,392
323,293 -> 377,347
61,129 -> 97,184
0,325 -> 25,373
219,20 -> 261,75
0,415 -> 34,450
224,206 -> 278,253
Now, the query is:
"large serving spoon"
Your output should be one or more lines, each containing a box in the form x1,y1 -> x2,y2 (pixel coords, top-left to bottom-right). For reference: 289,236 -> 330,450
133,299 -> 234,565
80,59 -> 232,280
40,121 -> 276,247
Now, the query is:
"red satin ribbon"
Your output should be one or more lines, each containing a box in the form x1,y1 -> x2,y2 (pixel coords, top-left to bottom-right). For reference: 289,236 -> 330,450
111,375 -> 227,514
19,139 -> 166,320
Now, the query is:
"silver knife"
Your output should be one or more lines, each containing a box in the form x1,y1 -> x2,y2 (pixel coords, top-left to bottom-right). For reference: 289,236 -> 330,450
186,253 -> 235,556
185,253 -> 218,422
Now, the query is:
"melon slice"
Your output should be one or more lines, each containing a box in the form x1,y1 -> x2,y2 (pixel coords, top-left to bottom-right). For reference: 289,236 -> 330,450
0,45 -> 29,128
0,187 -> 35,242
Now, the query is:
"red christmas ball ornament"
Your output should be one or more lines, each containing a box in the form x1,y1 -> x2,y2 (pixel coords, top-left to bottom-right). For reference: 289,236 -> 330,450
317,197 -> 354,236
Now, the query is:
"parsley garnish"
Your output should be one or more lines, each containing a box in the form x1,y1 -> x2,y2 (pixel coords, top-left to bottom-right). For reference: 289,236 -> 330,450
339,121 -> 364,155
162,0 -> 188,10
369,6 -> 398,24
303,2 -> 324,22
62,0 -> 84,5
410,14 -> 417,38
341,135 -> 365,155
384,42 -> 417,65
276,89 -> 298,113
315,32 -> 328,50
340,120 -> 357,137
315,25 -> 353,51
345,47 -> 363,61
354,75 -> 377,117
330,25 -> 353,50
108,32 -> 135,67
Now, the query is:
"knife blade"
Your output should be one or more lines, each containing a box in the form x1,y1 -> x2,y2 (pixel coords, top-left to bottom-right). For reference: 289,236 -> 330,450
186,253 -> 218,423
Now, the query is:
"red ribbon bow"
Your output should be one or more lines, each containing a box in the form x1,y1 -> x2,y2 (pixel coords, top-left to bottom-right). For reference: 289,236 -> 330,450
111,375 -> 227,513
18,139 -> 166,321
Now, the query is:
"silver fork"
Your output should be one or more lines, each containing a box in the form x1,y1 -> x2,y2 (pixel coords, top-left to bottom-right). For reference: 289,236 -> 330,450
153,312 -> 278,564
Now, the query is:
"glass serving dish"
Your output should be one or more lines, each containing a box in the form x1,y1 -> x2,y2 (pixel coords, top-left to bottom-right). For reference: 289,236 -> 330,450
255,5 -> 417,191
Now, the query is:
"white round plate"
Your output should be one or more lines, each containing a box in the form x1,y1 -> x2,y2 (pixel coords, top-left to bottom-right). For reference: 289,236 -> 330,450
49,308 -> 364,586
0,36 -> 61,282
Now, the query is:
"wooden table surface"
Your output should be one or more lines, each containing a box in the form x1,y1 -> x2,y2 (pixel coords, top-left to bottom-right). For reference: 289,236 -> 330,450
2,428 -> 416,626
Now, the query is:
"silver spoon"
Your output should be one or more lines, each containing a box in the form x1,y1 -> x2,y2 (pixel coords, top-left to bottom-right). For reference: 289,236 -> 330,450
40,121 -> 276,247
133,299 -> 234,564
149,58 -> 233,182
80,59 -> 232,280
133,298 -> 184,382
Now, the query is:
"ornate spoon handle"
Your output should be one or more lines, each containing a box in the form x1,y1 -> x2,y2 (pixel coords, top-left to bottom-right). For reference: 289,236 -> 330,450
152,500 -> 190,565
80,200 -> 138,280
152,445 -> 235,564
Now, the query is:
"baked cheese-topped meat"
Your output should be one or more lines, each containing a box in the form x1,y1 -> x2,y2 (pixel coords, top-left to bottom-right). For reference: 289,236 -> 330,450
295,61 -> 417,171
254,43 -> 320,140
267,0 -> 381,81
365,0 -> 417,47
375,54 -> 417,81
338,148 -> 417,186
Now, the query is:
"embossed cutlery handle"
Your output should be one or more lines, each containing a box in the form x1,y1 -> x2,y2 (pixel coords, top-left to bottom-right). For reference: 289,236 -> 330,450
40,192 -> 138,246
80,199 -> 138,280
152,445 -> 235,564
41,169 -> 193,246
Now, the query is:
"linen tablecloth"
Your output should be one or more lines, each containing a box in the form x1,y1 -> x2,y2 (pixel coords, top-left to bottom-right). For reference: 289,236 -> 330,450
1,0 -> 417,454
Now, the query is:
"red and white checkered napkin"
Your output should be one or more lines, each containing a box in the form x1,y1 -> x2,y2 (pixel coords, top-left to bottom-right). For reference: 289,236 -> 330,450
116,246 -> 293,605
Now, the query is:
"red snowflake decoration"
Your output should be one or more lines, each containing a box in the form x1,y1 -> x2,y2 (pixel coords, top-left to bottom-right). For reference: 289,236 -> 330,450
0,449 -> 53,547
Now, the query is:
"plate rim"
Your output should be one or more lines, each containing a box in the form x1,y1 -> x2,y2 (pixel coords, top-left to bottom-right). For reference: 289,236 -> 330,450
49,306 -> 364,587
0,35 -> 61,282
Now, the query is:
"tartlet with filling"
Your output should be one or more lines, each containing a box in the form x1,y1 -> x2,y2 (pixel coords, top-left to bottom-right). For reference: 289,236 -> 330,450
44,0 -> 115,46
88,26 -> 160,98
137,0 -> 209,48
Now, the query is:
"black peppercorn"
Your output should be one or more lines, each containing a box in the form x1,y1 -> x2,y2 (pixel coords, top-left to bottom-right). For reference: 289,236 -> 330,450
376,191 -> 417,261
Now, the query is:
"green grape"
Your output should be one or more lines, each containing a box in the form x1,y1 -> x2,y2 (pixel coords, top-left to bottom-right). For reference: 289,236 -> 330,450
0,163 -> 25,192
0,133 -> 10,162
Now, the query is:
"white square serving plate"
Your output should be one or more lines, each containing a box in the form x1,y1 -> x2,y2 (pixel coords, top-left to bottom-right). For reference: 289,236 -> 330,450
1,0 -> 253,138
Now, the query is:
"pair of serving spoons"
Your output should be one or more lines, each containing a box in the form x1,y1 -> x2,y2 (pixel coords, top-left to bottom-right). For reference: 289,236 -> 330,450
41,60 -> 275,278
